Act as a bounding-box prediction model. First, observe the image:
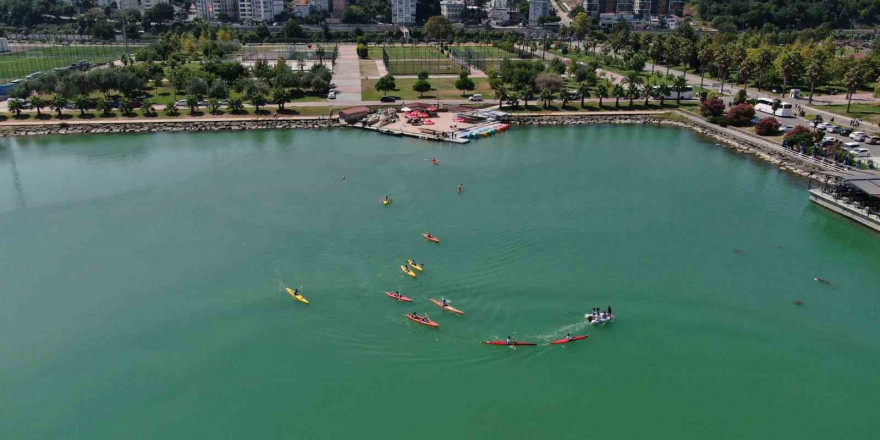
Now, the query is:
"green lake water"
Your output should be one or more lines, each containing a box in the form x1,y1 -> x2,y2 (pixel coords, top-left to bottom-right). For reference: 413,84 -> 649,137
1,126 -> 879,439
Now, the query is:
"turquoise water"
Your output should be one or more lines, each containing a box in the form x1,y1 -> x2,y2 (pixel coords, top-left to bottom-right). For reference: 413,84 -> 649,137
1,126 -> 878,439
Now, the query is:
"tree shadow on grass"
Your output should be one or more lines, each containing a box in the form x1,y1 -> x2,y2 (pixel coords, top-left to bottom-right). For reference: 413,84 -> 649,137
12,114 -> 30,120
76,113 -> 97,119
276,109 -> 299,115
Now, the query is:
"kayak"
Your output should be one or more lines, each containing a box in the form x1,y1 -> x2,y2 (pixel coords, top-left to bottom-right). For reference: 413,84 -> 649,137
381,198 -> 392,205
407,259 -> 424,272
422,233 -> 440,243
400,265 -> 417,278
386,291 -> 412,302
407,314 -> 439,327
483,341 -> 537,346
429,297 -> 464,315
431,159 -> 439,166
550,335 -> 588,345
285,287 -> 309,305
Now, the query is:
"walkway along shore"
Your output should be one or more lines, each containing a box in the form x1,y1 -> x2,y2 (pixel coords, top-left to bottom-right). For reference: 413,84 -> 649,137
0,110 -> 848,183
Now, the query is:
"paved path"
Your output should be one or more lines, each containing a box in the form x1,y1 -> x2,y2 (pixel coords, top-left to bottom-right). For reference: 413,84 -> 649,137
332,44 -> 362,102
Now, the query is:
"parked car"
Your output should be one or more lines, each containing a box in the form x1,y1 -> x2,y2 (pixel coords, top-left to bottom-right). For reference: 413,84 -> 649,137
866,136 -> 880,145
849,131 -> 867,141
837,127 -> 853,136
843,142 -> 861,151
819,137 -> 836,146
750,117 -> 761,126
380,96 -> 396,103
778,125 -> 794,133
327,91 -> 336,99
468,94 -> 483,102
814,122 -> 829,130
175,99 -> 188,108
851,147 -> 871,157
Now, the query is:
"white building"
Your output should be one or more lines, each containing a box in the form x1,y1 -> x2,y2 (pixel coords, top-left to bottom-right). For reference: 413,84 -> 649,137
140,0 -> 169,9
293,0 -> 311,17
488,7 -> 510,24
666,14 -> 683,29
440,0 -> 465,22
238,0 -> 283,22
117,0 -> 140,10
528,0 -> 549,26
599,12 -> 634,26
196,0 -> 239,20
392,0 -> 417,25
311,0 -> 329,10
633,0 -> 650,17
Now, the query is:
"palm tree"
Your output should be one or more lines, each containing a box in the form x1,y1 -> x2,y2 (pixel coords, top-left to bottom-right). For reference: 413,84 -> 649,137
296,57 -> 306,71
28,96 -> 46,117
643,78 -> 653,106
96,98 -> 112,116
844,68 -> 859,113
672,75 -> 688,106
50,95 -> 68,117
656,82 -> 672,106
697,46 -> 715,91
612,84 -> 625,108
539,88 -> 552,109
141,101 -> 155,117
316,46 -> 326,65
622,71 -> 643,107
186,94 -> 200,113
595,81 -> 609,108
578,82 -> 591,107
8,99 -> 23,116
74,95 -> 90,116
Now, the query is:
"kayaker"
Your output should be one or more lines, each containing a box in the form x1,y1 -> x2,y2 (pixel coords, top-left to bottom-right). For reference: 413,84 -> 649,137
565,333 -> 572,341
457,184 -> 463,194
441,298 -> 448,307
506,336 -> 513,345
586,315 -> 594,323
606,306 -> 613,315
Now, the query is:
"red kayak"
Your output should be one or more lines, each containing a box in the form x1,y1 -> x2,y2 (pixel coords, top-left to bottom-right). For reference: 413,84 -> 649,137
550,335 -> 588,345
422,232 -> 440,243
407,314 -> 439,327
386,292 -> 412,302
483,341 -> 537,346
431,159 -> 439,166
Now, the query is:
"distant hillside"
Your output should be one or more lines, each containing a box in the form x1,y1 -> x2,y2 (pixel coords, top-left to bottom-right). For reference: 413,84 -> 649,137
691,0 -> 880,31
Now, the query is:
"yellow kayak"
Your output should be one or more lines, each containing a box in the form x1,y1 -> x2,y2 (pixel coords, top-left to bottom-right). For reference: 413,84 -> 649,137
407,259 -> 424,272
381,198 -> 392,205
285,287 -> 309,305
400,265 -> 417,278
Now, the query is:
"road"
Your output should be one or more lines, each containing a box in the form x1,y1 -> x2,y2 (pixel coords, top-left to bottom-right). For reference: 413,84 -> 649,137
550,0 -> 572,26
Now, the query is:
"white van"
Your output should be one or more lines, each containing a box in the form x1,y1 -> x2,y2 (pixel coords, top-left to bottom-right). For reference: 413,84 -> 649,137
468,94 -> 483,102
843,142 -> 861,151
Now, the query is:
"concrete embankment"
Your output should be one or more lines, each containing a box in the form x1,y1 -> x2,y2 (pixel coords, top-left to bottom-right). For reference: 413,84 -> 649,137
506,111 -> 845,179
0,117 -> 339,137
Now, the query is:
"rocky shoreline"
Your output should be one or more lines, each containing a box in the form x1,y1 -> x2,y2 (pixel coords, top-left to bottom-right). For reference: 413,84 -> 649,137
0,111 -> 841,182
507,112 -> 839,180
0,118 -> 340,137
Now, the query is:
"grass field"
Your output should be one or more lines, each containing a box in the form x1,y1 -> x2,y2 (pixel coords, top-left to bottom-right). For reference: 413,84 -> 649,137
450,46 -> 518,59
241,44 -> 336,61
817,103 -> 880,127
0,45 -> 131,83
388,59 -> 460,75
361,77 -> 491,101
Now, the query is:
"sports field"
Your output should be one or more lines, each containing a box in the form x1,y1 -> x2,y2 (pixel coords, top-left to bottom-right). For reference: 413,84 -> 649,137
241,44 -> 337,61
449,45 -> 518,59
382,45 -> 460,75
0,44 -> 130,83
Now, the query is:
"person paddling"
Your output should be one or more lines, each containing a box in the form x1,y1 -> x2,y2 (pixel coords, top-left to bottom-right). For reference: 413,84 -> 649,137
506,336 -> 513,346
457,184 -> 463,194
441,298 -> 449,307
565,333 -> 572,341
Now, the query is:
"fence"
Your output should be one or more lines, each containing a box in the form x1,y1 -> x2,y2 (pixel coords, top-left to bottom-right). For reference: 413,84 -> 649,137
0,41 -> 135,84
448,45 -> 530,73
241,43 -> 338,63
381,45 -> 459,75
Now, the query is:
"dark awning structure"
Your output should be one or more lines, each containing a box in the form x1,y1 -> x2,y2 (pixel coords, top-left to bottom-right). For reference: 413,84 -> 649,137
822,170 -> 880,198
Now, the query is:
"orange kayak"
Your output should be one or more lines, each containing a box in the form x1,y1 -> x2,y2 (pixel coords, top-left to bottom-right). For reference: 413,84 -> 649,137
428,297 -> 464,315
406,314 -> 439,327
422,233 -> 440,243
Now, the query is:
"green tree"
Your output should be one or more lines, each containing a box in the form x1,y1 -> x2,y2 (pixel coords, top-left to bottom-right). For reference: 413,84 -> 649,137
697,44 -> 715,91
8,99 -> 23,116
95,98 -> 112,116
622,71 -> 643,106
577,82 -> 591,107
250,94 -> 267,112
141,101 -> 155,117
804,61 -> 825,105
272,87 -> 289,111
454,70 -> 475,97
186,94 -> 200,113
656,81 -> 671,106
843,68 -> 860,113
612,84 -> 626,108
412,79 -> 431,98
208,98 -> 222,115
672,75 -> 688,105
228,97 -> 245,113
28,96 -> 46,117
50,95 -> 68,117
73,95 -> 90,116
595,81 -> 610,107
374,74 -> 396,96
119,98 -> 135,115
776,49 -> 804,96
417,70 -> 429,81
424,16 -> 452,41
